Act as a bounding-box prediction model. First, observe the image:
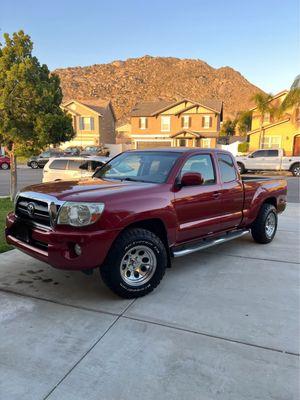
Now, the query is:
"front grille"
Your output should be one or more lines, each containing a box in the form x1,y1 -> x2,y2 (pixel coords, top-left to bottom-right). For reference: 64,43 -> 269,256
16,195 -> 60,227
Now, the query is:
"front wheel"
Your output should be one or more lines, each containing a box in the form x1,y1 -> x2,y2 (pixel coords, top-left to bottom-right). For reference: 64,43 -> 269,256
30,161 -> 38,169
251,203 -> 277,244
100,228 -> 167,298
290,163 -> 300,177
0,162 -> 9,170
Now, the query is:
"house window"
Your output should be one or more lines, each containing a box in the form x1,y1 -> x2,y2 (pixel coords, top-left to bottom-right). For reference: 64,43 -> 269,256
261,136 -> 281,149
79,117 -> 94,131
139,117 -> 147,129
182,115 -> 191,129
201,139 -> 211,148
161,116 -> 171,132
179,139 -> 186,147
202,115 -> 212,129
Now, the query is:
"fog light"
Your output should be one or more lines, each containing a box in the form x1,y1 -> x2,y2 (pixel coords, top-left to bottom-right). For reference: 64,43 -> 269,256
74,243 -> 82,256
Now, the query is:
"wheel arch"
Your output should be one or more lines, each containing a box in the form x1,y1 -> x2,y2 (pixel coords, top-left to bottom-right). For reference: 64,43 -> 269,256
112,218 -> 172,268
289,161 -> 300,171
262,196 -> 277,210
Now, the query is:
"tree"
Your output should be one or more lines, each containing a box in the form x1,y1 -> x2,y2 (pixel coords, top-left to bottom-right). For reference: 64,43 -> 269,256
0,31 -> 74,199
279,88 -> 300,124
220,119 -> 237,137
251,92 -> 274,148
236,110 -> 252,135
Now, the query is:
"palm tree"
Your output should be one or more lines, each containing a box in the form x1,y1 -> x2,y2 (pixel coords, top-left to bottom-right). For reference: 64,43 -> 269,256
251,93 -> 274,148
280,88 -> 300,125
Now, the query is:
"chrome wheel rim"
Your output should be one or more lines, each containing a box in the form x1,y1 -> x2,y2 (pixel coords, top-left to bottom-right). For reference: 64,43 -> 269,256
293,166 -> 300,176
1,163 -> 9,170
265,212 -> 276,238
120,245 -> 157,286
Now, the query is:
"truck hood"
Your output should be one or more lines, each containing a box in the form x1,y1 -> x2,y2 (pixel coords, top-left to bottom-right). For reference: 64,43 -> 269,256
21,178 -> 159,202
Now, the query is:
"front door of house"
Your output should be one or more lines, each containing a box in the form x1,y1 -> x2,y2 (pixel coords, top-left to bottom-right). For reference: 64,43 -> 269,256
293,135 -> 300,156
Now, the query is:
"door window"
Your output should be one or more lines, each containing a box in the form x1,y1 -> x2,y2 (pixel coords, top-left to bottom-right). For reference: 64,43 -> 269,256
264,150 -> 279,157
218,154 -> 237,183
68,159 -> 86,170
49,159 -> 68,170
181,154 -> 215,184
251,150 -> 267,158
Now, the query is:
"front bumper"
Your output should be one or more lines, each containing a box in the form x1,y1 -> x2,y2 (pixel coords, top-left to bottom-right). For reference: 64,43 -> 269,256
5,212 -> 121,270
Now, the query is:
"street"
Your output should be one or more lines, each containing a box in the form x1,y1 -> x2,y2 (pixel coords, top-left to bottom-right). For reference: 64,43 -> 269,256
0,204 -> 299,399
1,166 -> 299,202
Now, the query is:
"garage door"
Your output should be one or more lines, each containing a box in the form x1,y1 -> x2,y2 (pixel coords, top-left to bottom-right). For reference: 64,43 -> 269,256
136,141 -> 171,149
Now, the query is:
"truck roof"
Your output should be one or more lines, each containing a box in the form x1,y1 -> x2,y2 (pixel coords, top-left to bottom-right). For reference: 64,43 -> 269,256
126,147 -> 223,154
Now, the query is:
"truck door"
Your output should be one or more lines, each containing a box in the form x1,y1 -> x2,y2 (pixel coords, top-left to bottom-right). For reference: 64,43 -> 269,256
217,153 -> 244,230
246,150 -> 267,170
260,149 -> 281,170
173,153 -> 223,243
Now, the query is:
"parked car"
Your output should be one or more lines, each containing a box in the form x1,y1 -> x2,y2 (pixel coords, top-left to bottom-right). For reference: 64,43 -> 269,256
0,155 -> 10,170
27,149 -> 62,169
236,148 -> 300,176
62,146 -> 83,156
80,145 -> 110,157
42,156 -> 110,183
6,149 -> 287,298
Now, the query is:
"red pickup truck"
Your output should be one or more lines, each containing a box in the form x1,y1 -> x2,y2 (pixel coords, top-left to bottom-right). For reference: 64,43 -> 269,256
6,149 -> 287,298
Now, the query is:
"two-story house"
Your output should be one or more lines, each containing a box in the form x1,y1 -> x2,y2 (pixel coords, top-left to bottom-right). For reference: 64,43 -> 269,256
247,90 -> 300,156
130,98 -> 223,149
61,99 -> 116,149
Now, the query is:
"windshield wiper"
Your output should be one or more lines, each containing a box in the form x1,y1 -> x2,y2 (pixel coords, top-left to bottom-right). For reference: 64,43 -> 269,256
121,177 -> 148,183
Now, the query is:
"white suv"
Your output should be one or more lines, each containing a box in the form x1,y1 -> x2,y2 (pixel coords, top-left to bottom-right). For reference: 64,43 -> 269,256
42,156 -> 110,183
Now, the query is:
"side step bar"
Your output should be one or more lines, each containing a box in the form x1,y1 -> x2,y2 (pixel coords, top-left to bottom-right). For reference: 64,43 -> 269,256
172,229 -> 250,258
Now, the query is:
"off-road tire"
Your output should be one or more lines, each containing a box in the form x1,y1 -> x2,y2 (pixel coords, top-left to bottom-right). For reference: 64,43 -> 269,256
251,203 -> 277,244
100,228 -> 167,298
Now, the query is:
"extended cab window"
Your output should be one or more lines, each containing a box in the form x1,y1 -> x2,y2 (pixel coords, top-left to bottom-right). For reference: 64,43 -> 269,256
218,154 -> 237,183
49,159 -> 68,170
181,154 -> 215,184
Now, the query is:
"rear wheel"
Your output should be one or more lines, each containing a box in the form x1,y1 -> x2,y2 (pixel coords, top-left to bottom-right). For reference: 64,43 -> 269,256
100,228 -> 167,298
0,162 -> 9,170
251,203 -> 277,244
290,163 -> 300,177
30,161 -> 38,169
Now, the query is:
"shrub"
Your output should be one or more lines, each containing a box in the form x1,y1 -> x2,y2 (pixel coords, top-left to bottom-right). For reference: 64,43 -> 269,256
238,142 -> 249,153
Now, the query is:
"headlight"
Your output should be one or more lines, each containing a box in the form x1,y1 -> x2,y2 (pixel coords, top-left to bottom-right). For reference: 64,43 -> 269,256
56,202 -> 105,227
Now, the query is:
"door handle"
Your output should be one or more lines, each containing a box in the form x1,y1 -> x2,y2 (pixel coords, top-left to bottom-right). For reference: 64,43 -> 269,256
212,192 -> 221,199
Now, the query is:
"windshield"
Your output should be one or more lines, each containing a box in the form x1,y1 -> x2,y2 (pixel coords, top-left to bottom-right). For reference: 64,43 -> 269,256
93,151 -> 180,183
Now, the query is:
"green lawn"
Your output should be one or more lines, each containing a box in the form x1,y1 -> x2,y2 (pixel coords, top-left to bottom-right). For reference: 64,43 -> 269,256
0,198 -> 14,253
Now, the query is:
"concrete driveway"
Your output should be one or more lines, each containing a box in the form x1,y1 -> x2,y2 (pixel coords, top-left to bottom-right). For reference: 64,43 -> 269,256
0,204 -> 299,399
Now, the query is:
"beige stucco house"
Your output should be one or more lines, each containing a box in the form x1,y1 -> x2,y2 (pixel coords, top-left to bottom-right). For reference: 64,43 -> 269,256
130,98 -> 223,149
61,99 -> 116,149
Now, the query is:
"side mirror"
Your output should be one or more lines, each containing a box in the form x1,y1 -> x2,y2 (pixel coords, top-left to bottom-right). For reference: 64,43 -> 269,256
248,154 -> 253,158
180,172 -> 204,187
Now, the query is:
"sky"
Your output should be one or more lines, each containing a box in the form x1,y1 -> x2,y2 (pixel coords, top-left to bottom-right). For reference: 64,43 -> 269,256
0,0 -> 299,93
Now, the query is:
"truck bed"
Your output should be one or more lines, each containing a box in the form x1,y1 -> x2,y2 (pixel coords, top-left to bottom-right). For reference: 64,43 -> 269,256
242,176 -> 273,182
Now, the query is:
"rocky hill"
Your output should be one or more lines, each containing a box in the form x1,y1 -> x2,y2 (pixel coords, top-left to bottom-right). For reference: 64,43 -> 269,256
54,56 -> 263,122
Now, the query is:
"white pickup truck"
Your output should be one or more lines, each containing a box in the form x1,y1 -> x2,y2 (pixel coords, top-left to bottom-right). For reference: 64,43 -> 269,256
236,149 -> 300,176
